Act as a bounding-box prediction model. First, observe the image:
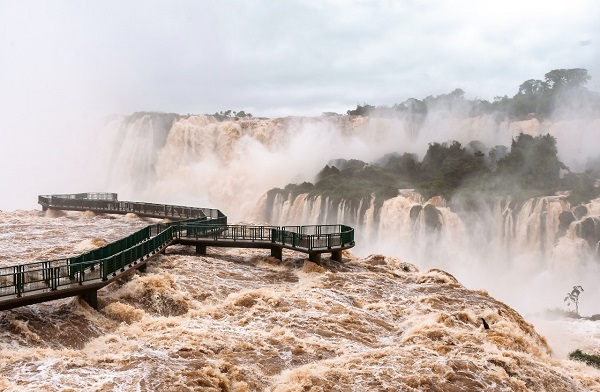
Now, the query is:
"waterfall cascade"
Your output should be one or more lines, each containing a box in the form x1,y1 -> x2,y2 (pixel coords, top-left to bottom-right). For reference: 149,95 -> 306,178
102,112 -> 599,220
101,111 -> 600,267
255,189 -> 600,269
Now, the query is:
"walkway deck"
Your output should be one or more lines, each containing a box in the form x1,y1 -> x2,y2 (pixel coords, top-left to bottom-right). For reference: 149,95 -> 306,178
0,193 -> 354,311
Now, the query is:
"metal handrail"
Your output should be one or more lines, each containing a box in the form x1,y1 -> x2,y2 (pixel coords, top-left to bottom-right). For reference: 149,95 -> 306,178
0,194 -> 355,301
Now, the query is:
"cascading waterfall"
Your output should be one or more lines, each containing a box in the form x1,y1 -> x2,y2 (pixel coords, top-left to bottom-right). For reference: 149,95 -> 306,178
101,112 -> 600,308
497,196 -> 571,261
102,112 -> 595,220
105,112 -> 180,192
256,189 -> 600,270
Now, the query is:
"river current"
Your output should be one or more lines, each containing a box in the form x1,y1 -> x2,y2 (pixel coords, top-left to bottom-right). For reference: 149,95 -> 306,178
0,209 -> 599,391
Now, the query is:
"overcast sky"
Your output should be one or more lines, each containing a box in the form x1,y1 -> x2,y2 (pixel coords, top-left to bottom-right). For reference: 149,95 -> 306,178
1,0 -> 599,209
1,0 -> 599,118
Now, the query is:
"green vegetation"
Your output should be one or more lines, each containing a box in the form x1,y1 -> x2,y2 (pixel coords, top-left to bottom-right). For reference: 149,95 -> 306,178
269,68 -> 600,209
569,349 -> 600,369
269,133 -> 600,209
269,159 -> 404,209
208,109 -> 253,121
347,68 -> 599,121
347,104 -> 376,116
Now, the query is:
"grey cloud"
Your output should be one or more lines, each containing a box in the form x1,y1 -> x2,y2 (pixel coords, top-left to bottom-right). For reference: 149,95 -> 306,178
1,0 -> 600,209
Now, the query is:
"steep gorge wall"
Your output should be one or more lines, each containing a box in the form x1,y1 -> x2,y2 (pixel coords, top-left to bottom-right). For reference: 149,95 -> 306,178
102,111 -> 600,233
92,111 -> 600,314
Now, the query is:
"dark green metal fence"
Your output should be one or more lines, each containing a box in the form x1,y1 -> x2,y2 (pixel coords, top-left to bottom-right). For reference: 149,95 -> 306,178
0,194 -> 355,303
0,225 -> 174,298
38,193 -> 224,221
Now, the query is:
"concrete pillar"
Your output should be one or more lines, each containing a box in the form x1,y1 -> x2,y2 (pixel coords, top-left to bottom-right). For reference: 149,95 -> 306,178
309,253 -> 322,263
80,290 -> 98,310
138,263 -> 147,273
331,250 -> 342,262
196,244 -> 207,255
270,247 -> 282,261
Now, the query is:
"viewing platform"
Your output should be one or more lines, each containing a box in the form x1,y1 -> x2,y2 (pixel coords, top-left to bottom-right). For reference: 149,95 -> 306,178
1,193 -> 355,311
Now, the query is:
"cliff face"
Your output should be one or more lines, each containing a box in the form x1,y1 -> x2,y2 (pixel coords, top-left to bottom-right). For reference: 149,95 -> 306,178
102,112 -> 600,220
98,112 -> 600,316
256,189 -> 600,259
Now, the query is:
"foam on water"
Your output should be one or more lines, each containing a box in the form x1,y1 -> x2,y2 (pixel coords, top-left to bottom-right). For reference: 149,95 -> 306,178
0,211 -> 599,390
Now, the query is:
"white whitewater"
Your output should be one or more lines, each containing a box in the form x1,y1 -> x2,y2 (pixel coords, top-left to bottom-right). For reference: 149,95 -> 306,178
3,112 -> 593,388
0,209 -> 599,390
95,112 -> 600,316
100,112 -> 599,220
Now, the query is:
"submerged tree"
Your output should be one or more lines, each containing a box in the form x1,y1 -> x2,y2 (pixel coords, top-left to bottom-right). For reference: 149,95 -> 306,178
564,285 -> 584,316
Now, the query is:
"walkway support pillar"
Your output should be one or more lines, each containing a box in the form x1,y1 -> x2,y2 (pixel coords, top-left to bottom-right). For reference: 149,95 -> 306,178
331,250 -> 342,262
196,244 -> 207,255
80,289 -> 98,310
309,253 -> 321,264
270,247 -> 282,261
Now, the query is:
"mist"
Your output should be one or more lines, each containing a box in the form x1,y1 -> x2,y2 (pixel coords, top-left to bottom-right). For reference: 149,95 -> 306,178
2,0 -> 599,206
3,2 -> 600,388
87,102 -> 600,322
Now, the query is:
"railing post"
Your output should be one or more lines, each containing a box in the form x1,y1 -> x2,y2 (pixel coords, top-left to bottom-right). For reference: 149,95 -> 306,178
14,265 -> 22,297
102,260 -> 108,281
43,261 -> 50,285
51,267 -> 59,290
79,263 -> 84,285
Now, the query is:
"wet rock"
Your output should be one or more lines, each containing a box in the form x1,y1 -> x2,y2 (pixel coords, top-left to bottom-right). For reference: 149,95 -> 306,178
576,217 -> 600,248
573,205 -> 588,220
409,205 -> 422,223
423,204 -> 442,232
557,211 -> 576,238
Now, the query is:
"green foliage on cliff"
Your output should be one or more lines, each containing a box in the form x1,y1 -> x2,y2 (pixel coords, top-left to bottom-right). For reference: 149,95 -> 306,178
269,133 -> 600,207
208,110 -> 253,121
346,68 -> 598,120
270,68 -> 600,206
275,159 -> 408,208
347,104 -> 376,116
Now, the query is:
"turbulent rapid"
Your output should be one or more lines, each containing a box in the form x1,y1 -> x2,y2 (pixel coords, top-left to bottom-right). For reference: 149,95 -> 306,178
2,112 -> 600,390
0,209 -> 599,391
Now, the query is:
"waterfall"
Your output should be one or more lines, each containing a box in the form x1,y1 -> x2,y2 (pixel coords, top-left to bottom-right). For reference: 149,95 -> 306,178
256,189 -> 600,271
106,112 -> 179,193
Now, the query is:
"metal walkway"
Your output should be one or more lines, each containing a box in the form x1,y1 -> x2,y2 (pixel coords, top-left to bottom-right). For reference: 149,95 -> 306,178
0,193 -> 354,311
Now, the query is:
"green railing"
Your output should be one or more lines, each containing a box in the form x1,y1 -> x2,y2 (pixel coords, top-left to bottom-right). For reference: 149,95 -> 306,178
275,225 -> 355,250
181,223 -> 278,242
0,224 -> 173,298
0,194 -> 355,302
38,193 -> 224,221
178,223 -> 355,250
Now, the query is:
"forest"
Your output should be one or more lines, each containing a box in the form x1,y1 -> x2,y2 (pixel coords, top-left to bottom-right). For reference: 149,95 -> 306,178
271,69 -> 600,209
271,132 -> 600,211
345,68 -> 599,120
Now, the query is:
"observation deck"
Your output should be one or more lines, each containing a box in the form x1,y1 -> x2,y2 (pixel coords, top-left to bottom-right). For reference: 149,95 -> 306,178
0,193 -> 355,311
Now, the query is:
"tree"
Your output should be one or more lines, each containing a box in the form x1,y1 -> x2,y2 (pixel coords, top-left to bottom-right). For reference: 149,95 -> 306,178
564,285 -> 584,316
496,133 -> 566,191
518,79 -> 547,96
544,68 -> 590,91
416,141 -> 488,199
449,88 -> 465,99
347,104 -> 375,116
